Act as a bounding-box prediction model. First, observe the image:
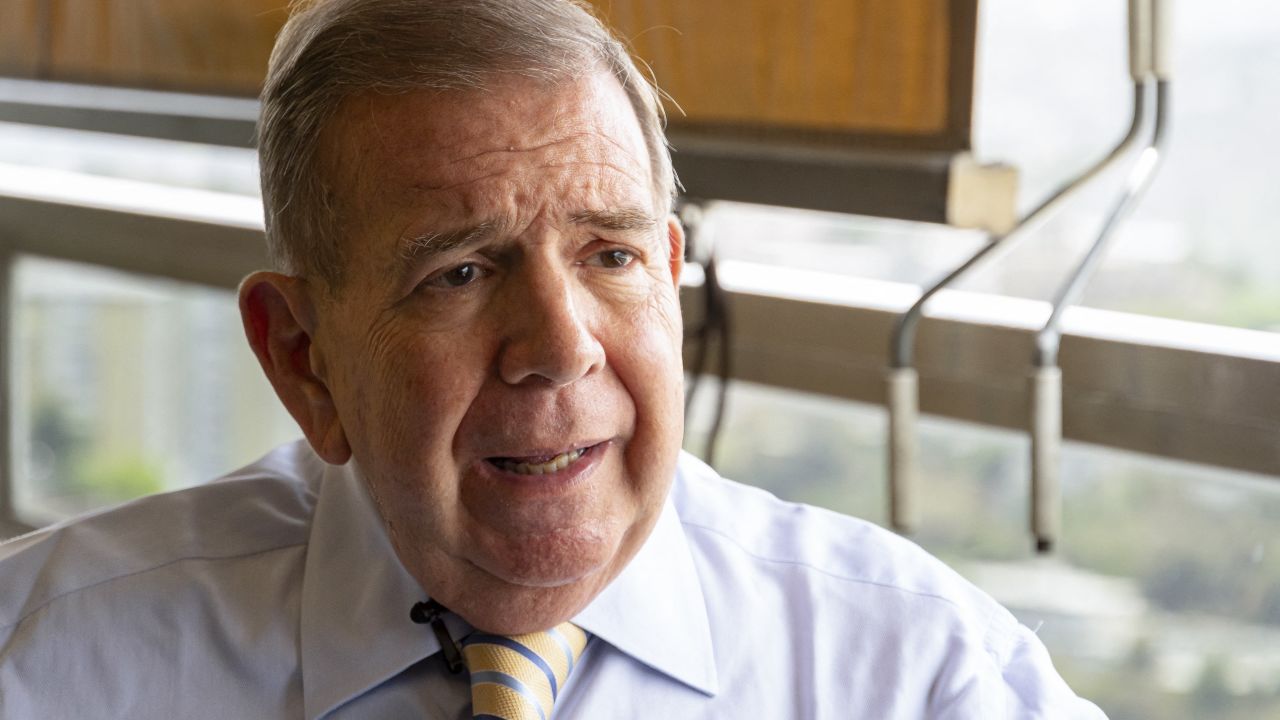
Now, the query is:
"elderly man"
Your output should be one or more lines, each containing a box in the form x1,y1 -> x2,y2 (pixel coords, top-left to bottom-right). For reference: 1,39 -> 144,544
0,1 -> 1106,718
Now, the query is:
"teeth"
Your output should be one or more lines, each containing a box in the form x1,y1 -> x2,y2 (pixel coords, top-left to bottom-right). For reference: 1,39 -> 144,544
496,448 -> 586,476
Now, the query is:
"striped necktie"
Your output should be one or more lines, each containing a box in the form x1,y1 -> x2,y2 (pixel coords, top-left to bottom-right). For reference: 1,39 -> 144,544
462,622 -> 589,720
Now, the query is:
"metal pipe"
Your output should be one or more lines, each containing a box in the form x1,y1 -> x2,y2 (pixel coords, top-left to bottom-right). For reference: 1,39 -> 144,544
885,0 -> 1165,536
1029,78 -> 1170,553
885,80 -> 1150,534
1033,87 -> 1169,369
889,85 -> 1149,372
0,247 -> 32,539
1029,0 -> 1172,552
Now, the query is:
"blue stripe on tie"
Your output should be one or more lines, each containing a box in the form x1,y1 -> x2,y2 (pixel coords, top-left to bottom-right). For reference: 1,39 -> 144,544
470,671 -> 547,720
546,627 -> 577,677
465,634 -> 560,698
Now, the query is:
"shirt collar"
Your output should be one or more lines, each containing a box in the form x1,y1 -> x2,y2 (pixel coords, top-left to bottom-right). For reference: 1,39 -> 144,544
573,485 -> 720,696
299,460 -> 471,720
299,457 -> 718,719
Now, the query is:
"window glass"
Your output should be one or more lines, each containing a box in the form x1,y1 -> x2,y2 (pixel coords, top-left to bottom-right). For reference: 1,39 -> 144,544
0,121 -> 259,197
13,257 -> 299,523
686,380 -> 1280,720
707,0 -> 1280,333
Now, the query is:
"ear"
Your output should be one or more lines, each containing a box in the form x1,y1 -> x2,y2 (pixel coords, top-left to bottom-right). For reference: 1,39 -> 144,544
239,271 -> 352,465
665,215 -> 685,288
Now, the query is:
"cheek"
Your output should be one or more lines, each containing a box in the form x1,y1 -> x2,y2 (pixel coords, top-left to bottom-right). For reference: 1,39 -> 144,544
611,289 -> 685,438
350,325 -> 491,469
354,337 -> 490,551
630,287 -> 684,380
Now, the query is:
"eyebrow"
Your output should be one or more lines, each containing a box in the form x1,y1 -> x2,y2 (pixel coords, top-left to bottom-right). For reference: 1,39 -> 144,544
397,221 -> 500,266
569,207 -> 659,233
395,207 -> 659,270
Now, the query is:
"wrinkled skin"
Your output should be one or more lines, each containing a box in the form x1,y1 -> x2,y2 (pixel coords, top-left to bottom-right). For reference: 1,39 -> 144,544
240,71 -> 685,634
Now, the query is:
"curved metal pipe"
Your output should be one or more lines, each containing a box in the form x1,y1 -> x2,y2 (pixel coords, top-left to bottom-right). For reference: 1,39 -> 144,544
1030,79 -> 1171,553
1034,82 -> 1170,368
885,82 -> 1150,535
890,83 -> 1150,371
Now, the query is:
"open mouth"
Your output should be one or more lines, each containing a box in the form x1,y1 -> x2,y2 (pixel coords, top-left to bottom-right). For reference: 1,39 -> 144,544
486,443 -> 598,476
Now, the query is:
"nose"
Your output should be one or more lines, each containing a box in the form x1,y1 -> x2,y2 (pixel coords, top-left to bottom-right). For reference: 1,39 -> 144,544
496,267 -> 605,387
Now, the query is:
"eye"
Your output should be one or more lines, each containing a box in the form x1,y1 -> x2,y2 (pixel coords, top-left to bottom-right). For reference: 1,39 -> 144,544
425,262 -> 483,289
595,249 -> 635,269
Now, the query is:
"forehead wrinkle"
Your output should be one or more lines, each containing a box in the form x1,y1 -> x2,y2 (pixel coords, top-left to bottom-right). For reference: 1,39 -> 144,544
419,169 -> 514,192
443,133 -> 593,168
412,160 -> 648,198
589,130 -> 649,171
441,128 -> 640,162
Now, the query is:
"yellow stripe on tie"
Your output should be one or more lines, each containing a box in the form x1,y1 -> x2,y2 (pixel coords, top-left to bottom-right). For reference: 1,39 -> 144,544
472,680 -> 542,719
470,644 -> 554,718
516,631 -> 572,680
462,622 -> 589,719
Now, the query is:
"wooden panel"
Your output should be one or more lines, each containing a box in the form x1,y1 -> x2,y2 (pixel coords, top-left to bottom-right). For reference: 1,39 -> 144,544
46,0 -> 288,95
588,0 -> 962,137
9,0 -> 975,143
0,0 -> 43,78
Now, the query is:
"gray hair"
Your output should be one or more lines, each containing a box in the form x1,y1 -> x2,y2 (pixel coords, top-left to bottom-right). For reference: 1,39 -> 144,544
259,0 -> 676,290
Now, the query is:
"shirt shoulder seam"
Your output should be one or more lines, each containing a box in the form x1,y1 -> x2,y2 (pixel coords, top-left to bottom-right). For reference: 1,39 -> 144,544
0,541 -> 308,633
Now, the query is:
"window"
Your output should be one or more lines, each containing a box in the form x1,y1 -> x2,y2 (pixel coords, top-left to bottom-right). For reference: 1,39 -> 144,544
0,120 -> 259,196
709,0 -> 1280,334
13,256 -> 297,524
0,125 -> 274,529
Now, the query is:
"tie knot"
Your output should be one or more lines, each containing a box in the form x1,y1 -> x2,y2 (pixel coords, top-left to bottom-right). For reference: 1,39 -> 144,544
462,622 -> 589,720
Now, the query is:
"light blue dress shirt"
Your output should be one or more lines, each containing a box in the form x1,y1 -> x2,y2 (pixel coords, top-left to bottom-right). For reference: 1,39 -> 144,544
0,440 -> 1106,718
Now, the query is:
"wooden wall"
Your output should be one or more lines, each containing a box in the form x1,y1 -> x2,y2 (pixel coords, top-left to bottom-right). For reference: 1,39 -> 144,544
0,0 -> 975,145
594,0 -> 960,138
2,0 -> 288,95
48,0 -> 289,94
0,0 -> 43,78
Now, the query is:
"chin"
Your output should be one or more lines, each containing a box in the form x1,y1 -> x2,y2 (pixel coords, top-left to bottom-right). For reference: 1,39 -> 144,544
462,566 -> 608,635
478,526 -> 619,589
452,523 -> 637,634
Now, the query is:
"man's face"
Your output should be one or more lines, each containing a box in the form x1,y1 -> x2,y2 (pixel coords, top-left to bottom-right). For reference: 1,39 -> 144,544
312,72 -> 684,633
